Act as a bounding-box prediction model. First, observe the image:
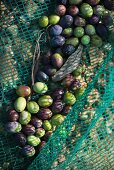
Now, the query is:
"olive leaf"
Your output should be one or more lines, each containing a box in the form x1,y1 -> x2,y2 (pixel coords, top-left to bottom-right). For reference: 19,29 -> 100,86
52,45 -> 83,82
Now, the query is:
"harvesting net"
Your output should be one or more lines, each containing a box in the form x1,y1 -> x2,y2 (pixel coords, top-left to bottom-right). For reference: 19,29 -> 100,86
0,0 -> 114,170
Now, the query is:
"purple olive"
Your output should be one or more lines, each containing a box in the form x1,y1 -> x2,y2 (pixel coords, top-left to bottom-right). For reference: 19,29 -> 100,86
61,74 -> 75,87
74,16 -> 86,27
44,65 -> 57,76
8,109 -> 19,121
62,44 -> 76,56
50,36 -> 65,48
62,105 -> 72,116
60,15 -> 73,28
22,124 -> 35,135
31,117 -> 42,128
88,15 -> 100,25
22,145 -> 35,157
42,51 -> 52,65
38,108 -> 52,120
38,141 -> 46,151
56,5 -> 66,16
51,100 -> 64,113
36,71 -> 49,82
52,88 -> 64,100
15,132 -> 27,146
55,48 -> 63,56
102,15 -> 113,26
104,0 -> 114,10
68,5 -> 79,16
42,131 -> 53,141
51,53 -> 63,69
86,0 -> 100,6
49,25 -> 63,36
5,122 -> 22,133
96,23 -> 108,40
70,80 -> 81,91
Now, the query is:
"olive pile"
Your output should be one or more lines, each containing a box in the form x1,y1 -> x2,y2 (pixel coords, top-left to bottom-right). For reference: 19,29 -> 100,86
5,64 -> 86,157
5,83 -> 63,157
39,0 -> 113,56
5,0 -> 113,158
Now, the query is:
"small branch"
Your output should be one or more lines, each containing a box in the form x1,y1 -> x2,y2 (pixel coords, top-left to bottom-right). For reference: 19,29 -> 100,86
31,32 -> 45,86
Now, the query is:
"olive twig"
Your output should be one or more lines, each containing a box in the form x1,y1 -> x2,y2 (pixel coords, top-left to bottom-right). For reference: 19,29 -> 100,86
28,31 -> 47,101
31,32 -> 45,86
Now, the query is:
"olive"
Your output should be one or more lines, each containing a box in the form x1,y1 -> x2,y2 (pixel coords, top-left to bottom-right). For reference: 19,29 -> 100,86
88,15 -> 100,25
15,133 -> 27,146
8,109 -> 19,121
81,35 -> 90,45
22,145 -> 35,157
74,16 -> 86,27
68,5 -> 79,16
51,100 -> 64,113
31,117 -> 43,128
52,88 -> 64,100
62,27 -> 73,38
80,3 -> 93,18
22,124 -> 35,135
36,71 -> 49,82
61,74 -> 75,87
44,65 -> 57,76
49,15 -> 60,25
49,25 -> 63,36
39,16 -> 49,27
38,108 -> 52,120
70,80 -> 81,91
56,5 -> 66,16
62,105 -> 72,115
51,53 -> 63,69
50,36 -> 65,48
60,15 -> 73,28
42,51 -> 52,65
38,141 -> 46,152
62,44 -> 76,56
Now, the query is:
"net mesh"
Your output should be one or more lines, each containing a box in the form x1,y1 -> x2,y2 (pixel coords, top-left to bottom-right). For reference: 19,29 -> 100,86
0,0 -> 114,169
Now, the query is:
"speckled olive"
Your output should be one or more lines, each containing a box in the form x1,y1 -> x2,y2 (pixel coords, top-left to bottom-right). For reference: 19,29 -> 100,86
56,5 -> 66,16
62,44 -> 76,56
60,15 -> 73,28
68,5 -> 79,16
22,145 -> 35,157
49,25 -> 63,36
50,36 -> 65,48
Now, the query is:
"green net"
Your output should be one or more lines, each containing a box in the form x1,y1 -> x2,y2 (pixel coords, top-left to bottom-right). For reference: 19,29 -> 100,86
0,0 -> 114,169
